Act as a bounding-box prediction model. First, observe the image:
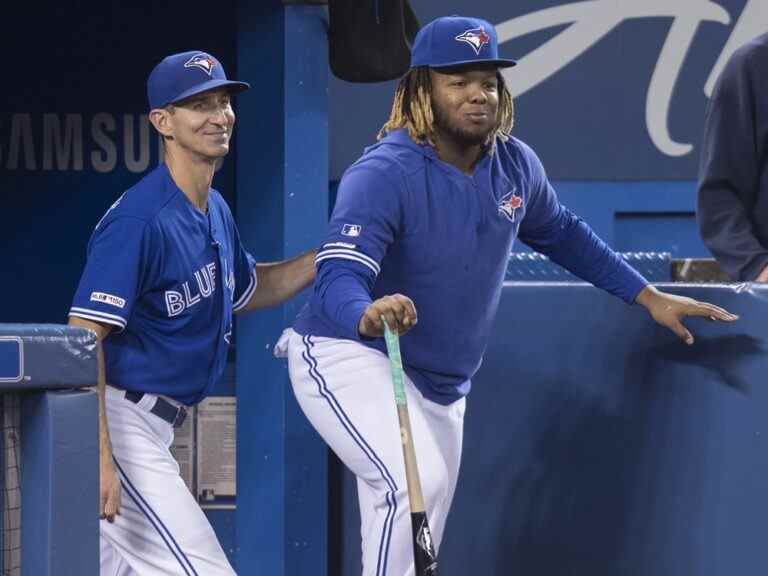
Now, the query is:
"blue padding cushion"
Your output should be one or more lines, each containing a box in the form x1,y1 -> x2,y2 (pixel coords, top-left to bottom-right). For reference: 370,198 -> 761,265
0,324 -> 97,390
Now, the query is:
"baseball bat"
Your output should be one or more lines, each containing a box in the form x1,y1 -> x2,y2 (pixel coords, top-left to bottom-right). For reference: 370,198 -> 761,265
382,318 -> 438,576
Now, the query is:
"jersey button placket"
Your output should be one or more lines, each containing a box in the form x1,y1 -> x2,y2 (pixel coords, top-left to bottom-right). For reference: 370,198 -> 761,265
210,226 -> 229,397
471,177 -> 485,230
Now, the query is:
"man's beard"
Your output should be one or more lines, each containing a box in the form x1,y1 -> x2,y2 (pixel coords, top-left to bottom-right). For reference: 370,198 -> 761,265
433,102 -> 494,148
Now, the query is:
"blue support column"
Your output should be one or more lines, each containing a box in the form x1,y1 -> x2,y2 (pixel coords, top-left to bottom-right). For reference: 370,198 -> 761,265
21,390 -> 98,576
236,3 -> 329,575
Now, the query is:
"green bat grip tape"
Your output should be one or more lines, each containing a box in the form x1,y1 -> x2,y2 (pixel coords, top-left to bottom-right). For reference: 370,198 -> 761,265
381,318 -> 407,406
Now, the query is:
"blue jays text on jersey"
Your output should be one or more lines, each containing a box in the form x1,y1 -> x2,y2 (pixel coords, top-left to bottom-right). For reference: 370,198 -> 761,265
164,260 -> 237,318
294,128 -> 647,404
70,163 -> 256,405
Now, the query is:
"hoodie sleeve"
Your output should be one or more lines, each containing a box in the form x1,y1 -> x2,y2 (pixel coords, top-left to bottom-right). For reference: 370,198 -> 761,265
518,143 -> 648,303
310,161 -> 403,340
697,40 -> 768,281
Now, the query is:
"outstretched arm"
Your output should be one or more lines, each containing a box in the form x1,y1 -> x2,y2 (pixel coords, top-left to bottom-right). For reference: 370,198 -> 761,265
527,217 -> 739,344
516,143 -> 739,345
237,250 -> 317,312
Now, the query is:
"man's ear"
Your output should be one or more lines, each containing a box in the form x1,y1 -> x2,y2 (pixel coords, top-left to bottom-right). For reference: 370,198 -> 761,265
149,108 -> 174,140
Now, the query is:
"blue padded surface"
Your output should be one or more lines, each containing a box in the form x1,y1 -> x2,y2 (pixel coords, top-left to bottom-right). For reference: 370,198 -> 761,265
21,390 -> 98,576
0,324 -> 97,390
336,283 -> 768,575
0,339 -> 22,383
506,251 -> 671,282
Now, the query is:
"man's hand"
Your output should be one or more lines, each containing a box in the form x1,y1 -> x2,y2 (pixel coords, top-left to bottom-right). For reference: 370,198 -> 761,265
100,454 -> 121,522
635,285 -> 738,345
756,265 -> 768,283
358,294 -> 417,338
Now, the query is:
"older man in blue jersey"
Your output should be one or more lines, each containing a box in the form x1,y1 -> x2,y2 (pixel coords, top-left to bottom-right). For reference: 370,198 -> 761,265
68,51 -> 316,575
283,15 -> 738,576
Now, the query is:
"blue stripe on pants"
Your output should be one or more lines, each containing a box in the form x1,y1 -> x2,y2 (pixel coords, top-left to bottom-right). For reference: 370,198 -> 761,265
301,335 -> 398,576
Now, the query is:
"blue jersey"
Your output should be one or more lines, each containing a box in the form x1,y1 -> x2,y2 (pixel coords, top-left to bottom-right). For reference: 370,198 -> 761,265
70,164 -> 256,405
294,129 -> 647,404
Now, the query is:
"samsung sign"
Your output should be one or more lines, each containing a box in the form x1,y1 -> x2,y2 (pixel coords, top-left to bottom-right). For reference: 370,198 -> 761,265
0,113 -> 160,173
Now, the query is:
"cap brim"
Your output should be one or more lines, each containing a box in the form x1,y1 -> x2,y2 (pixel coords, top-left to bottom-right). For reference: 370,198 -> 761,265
166,79 -> 250,107
424,58 -> 517,70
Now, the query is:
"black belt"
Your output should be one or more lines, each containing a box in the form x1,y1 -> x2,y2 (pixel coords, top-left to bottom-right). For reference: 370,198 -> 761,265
124,391 -> 188,428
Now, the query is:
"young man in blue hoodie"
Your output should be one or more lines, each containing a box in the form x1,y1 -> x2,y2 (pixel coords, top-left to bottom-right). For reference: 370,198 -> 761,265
698,33 -> 768,282
283,16 -> 737,575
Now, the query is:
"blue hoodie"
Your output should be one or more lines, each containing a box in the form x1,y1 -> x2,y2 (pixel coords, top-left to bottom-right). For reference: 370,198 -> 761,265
294,129 -> 646,404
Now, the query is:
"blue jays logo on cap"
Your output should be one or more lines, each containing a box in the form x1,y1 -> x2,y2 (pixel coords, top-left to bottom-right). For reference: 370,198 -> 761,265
455,27 -> 490,55
147,50 -> 250,110
184,54 -> 216,76
409,15 -> 516,70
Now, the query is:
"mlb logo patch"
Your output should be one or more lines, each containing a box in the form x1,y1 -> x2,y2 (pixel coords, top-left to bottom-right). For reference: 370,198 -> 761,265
455,27 -> 491,55
184,54 -> 216,76
341,224 -> 362,237
90,291 -> 126,309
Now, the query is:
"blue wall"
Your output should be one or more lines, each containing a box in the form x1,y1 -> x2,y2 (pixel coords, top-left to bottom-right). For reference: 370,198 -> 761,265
330,0 -> 765,179
235,4 -> 329,574
336,284 -> 768,575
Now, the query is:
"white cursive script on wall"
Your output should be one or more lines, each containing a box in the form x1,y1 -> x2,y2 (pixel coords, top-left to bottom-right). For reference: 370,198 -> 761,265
497,0 -> 768,157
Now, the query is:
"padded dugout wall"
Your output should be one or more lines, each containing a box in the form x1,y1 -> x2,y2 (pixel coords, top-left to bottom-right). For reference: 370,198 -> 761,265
335,284 -> 768,575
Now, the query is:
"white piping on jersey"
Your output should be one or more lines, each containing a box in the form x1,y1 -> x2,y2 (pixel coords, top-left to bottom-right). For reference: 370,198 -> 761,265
69,307 -> 128,329
315,248 -> 381,276
233,268 -> 258,312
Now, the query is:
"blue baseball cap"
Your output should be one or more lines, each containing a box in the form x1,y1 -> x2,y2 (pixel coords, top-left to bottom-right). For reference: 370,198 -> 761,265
147,50 -> 250,110
410,16 -> 516,70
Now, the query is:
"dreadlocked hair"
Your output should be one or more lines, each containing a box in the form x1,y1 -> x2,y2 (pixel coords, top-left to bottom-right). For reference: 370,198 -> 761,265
378,67 -> 515,152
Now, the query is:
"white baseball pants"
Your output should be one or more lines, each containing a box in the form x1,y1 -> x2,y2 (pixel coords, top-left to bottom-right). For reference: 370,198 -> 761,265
285,331 -> 465,576
100,386 -> 235,575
